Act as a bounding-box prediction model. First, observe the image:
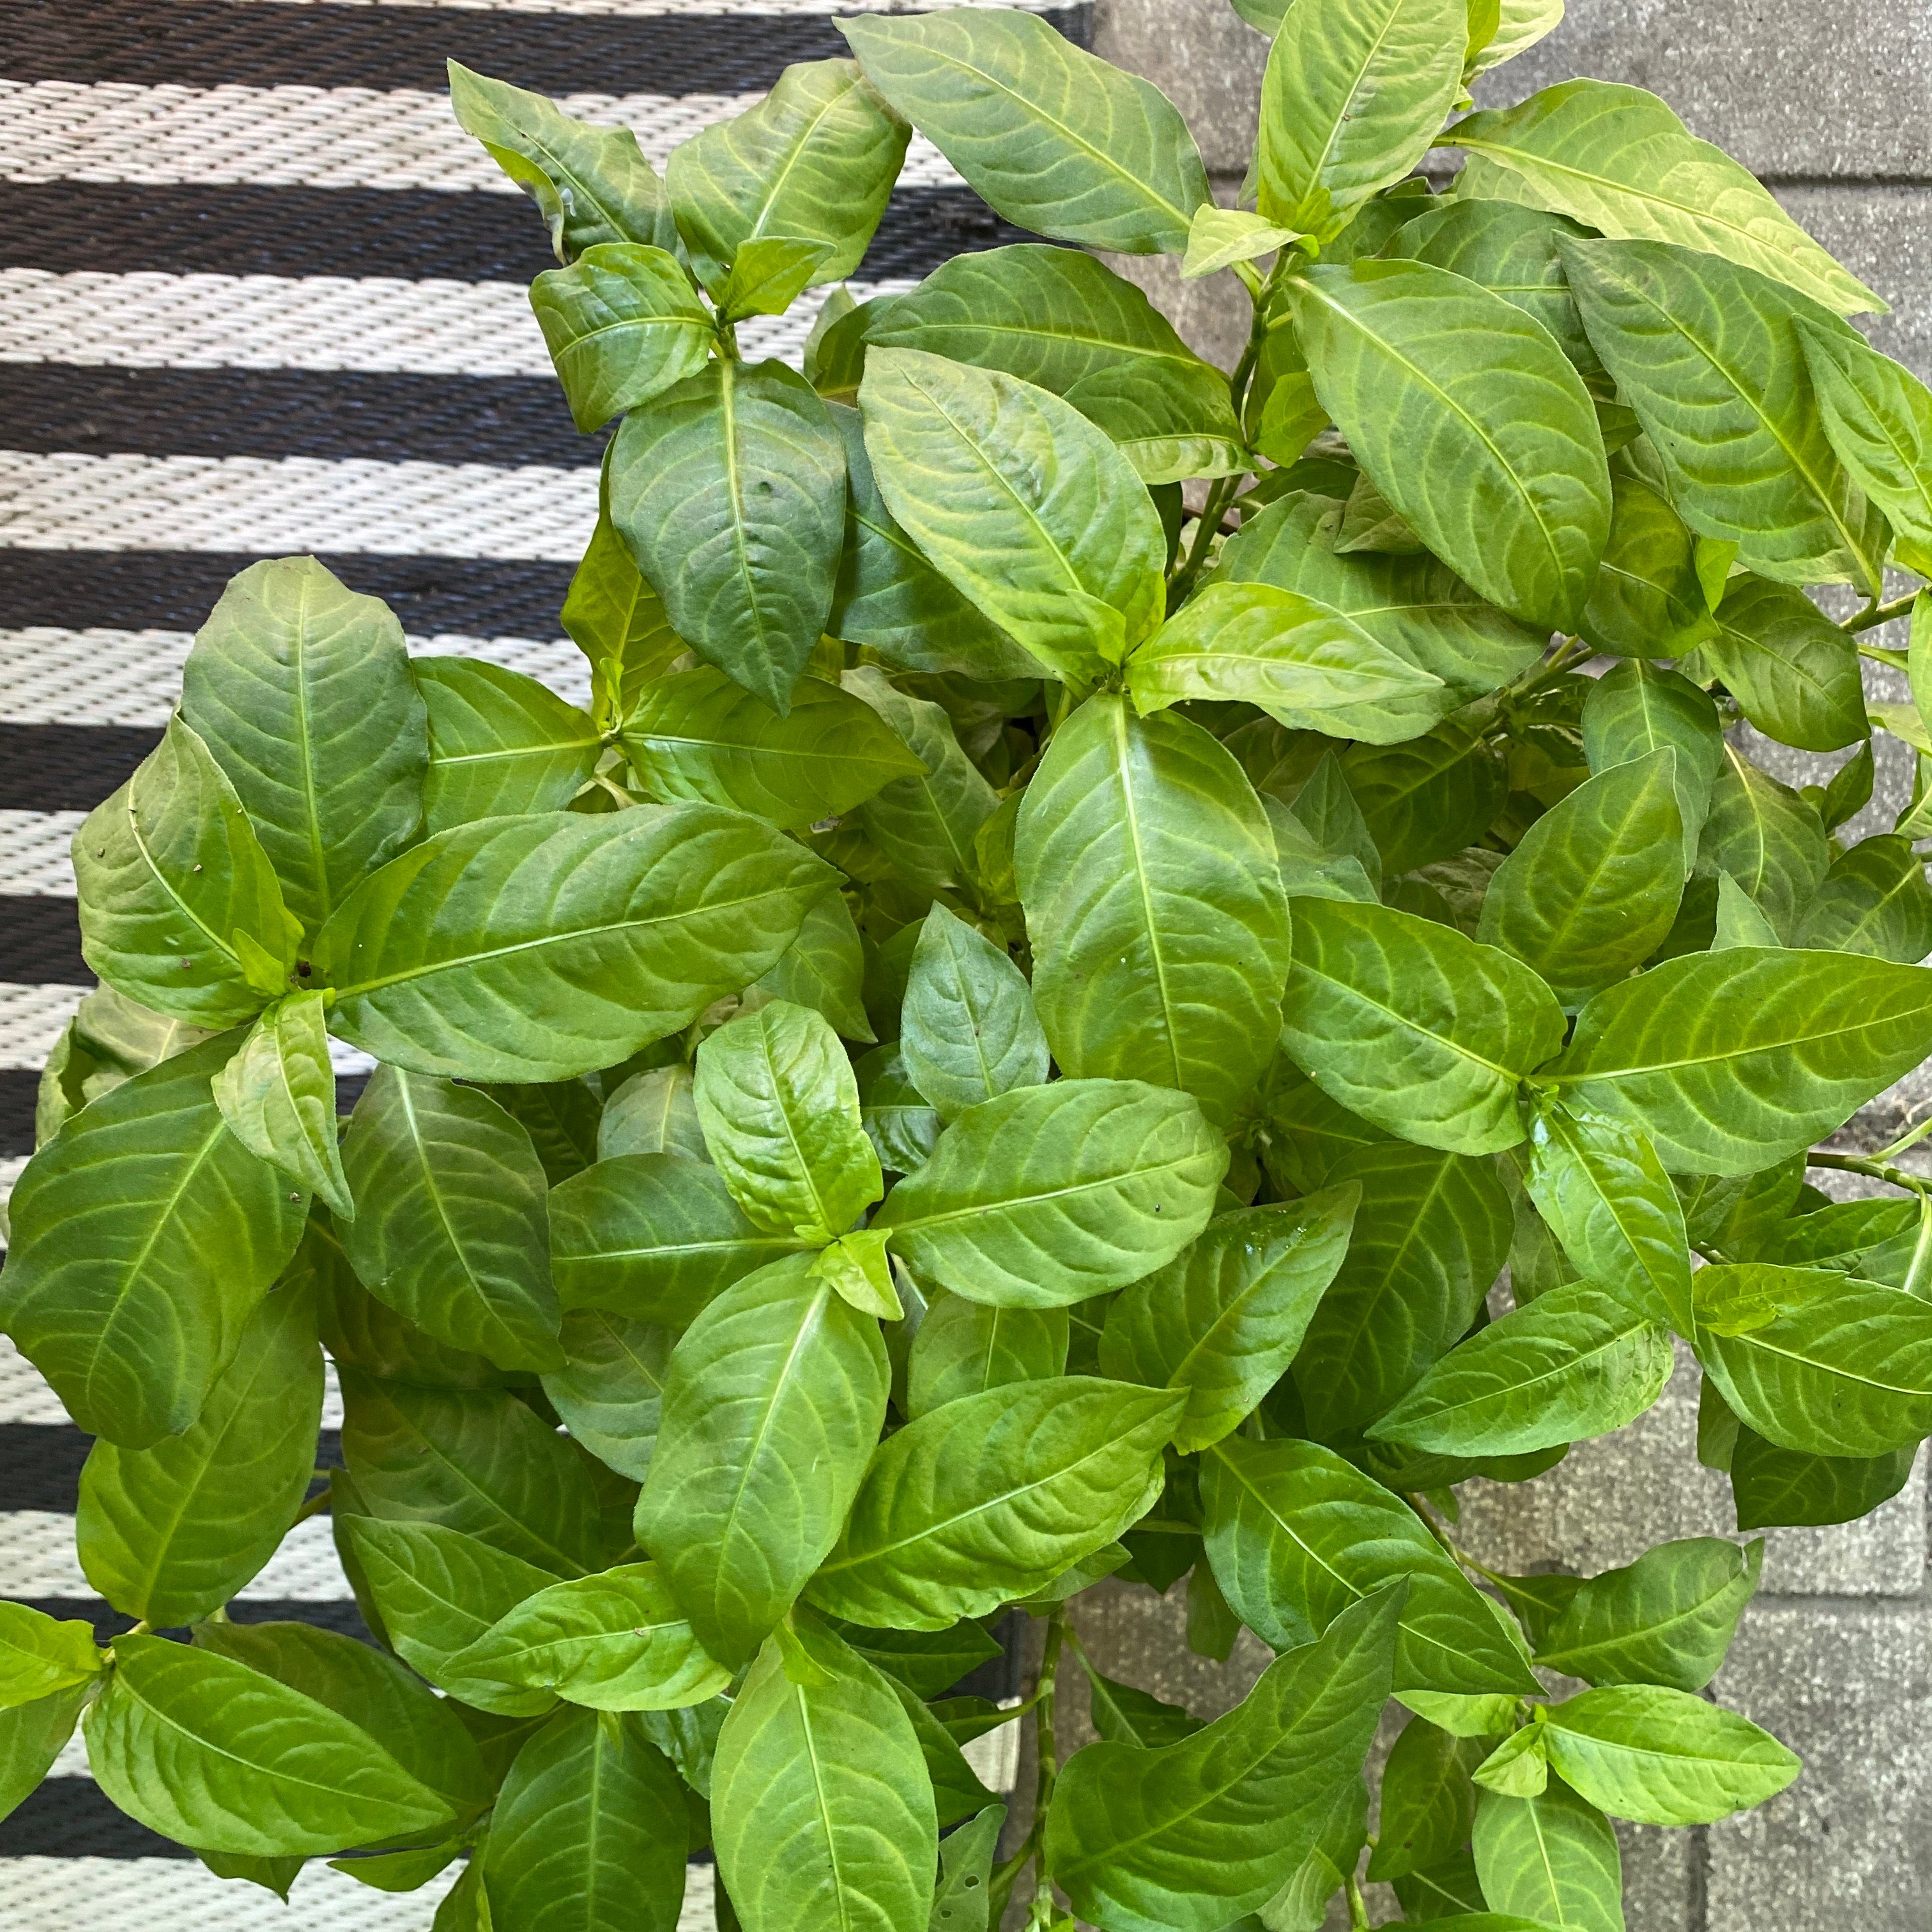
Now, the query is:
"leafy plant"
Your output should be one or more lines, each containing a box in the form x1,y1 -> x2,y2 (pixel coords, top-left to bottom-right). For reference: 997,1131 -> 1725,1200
10,3 -> 1932,1926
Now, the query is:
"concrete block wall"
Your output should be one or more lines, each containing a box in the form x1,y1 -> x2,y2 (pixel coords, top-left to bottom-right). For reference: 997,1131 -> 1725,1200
1068,3 -> 1932,1925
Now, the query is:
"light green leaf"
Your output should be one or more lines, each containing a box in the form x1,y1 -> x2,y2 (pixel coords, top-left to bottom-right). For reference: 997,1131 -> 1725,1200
1798,317 -> 1932,572
1535,1537 -> 1761,1691
530,243 -> 714,430
0,1685 -> 91,1826
1793,834 -> 1932,963
1477,750 -> 1685,1004
1257,0 -> 1467,241
1692,1262 -> 1932,1457
0,1032 -> 307,1446
693,1000 -> 882,1241
1281,897 -> 1565,1154
0,1607 -> 100,1711
1184,206 -> 1306,278
76,1280 -> 321,1625
1368,1280 -> 1673,1456
73,716 -> 295,1027
666,58 -> 907,291
1541,1685 -> 1799,1826
713,236 -> 836,326
749,887 -> 876,1044
549,1152 -> 813,1326
608,358 -> 847,714
416,656 -> 601,835
900,903 -> 1048,1121
1202,1435 -> 1540,1696
1473,1724 -> 1549,1799
1344,721 -> 1507,874
561,513 -> 689,732
1287,259 -> 1611,632
1129,581 -> 1446,743
622,666 -> 922,831
318,808 -> 835,1084
905,1290 -> 1068,1418
1471,1779 -> 1625,1932
339,1066 -> 562,1372
1098,1190 -> 1360,1453
211,990 -> 349,1216
1694,749 -> 1828,941
1366,1717 -> 1485,1882
85,1635 -> 454,1857
1448,80 -> 1880,316
540,1308 -> 671,1482
1701,574 -> 1867,752
1550,947 -> 1932,1174
482,1708 -> 687,1932
1291,1141 -> 1511,1438
1557,237 -> 1886,592
180,555 -> 425,935
1576,459 -> 1719,659
930,1803 -> 1006,1932
713,1617 -> 936,1932
1579,658 -> 1721,868
1467,0 -> 1565,73
633,1253 -> 889,1664
873,1078 -> 1226,1308
839,10 -> 1209,254
1016,694 -> 1291,1126
858,348 -> 1165,685
804,1376 -> 1180,1628
1522,1103 -> 1693,1335
448,62 -> 671,262
1044,1589 -> 1402,1932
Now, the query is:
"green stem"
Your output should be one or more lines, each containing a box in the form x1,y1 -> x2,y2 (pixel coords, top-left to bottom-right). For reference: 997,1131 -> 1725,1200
1876,1112 -> 1932,1162
293,1486 -> 333,1524
1843,590 -> 1919,634
1807,1151 -> 1932,1197
1346,1874 -> 1372,1931
1857,641 -> 1911,672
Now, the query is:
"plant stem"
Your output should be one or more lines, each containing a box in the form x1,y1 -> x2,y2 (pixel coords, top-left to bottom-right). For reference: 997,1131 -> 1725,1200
1876,1111 -> 1932,1162
1346,1874 -> 1372,1931
1857,641 -> 1911,672
1034,1607 -> 1067,1827
1843,590 -> 1919,634
1807,1151 -> 1932,1196
293,1485 -> 333,1524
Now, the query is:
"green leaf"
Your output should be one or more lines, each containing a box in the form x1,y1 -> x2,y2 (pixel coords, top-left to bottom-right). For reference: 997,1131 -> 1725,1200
858,348 -> 1165,685
1541,1685 -> 1799,1826
1344,722 -> 1507,875
1287,259 -> 1611,632
712,1616 -> 936,1932
804,1376 -> 1181,1627
1550,947 -> 1932,1174
1280,898 -> 1565,1154
1202,1436 -> 1539,1696
622,666 -> 922,831
416,656 -> 601,835
334,1516 -> 559,1717
562,513 -> 689,732
607,358 -> 846,715
858,1041 -> 946,1176
666,58 -> 907,292
86,1634 -> 454,1856
0,1031 -> 307,1445
450,1561 -> 730,1713
1215,493 -> 1545,719
181,555 -> 426,934
1793,834 -> 1932,963
339,1066 -> 562,1372
73,715 -> 296,1027
899,903 -> 1048,1121
318,808 -> 836,1083
448,62 -> 671,263
843,666 -> 1001,893
75,1281 -> 321,1625
530,243 -> 714,430
483,1707 -> 687,1932
1256,0 -> 1466,241
1448,80 -> 1880,316
1798,318 -> 1932,571
811,1227 -> 903,1319
1575,461 -> 1721,659
1129,581 -> 1447,742
873,1077 -> 1227,1308
596,1066 -> 706,1163
1367,1718 -> 1485,1882
1579,659 -> 1721,868
839,11 -> 1209,254
1557,237 -> 1887,592
1016,695 -> 1291,1126
750,888 -> 876,1045
0,1685 -> 91,1826
830,1621 -> 1002,1705
340,1371 -> 617,1577
542,1310 -> 671,1483
1084,1667 -> 1204,1749
633,1253 -> 889,1664
905,1291 -> 1068,1418
1692,1262 -> 1932,1457
1521,1103 -> 1693,1335
1712,871 -> 1784,952
1291,1141 -> 1512,1438
1701,575 -> 1868,752
1043,1587 -> 1403,1932
713,238 -> 836,328
825,402 -> 1043,679
693,1000 -> 882,1241
1477,750 -> 1685,1004
1471,1780 -> 1624,1932
1368,1280 -> 1673,1456
211,990 -> 350,1216
1694,749 -> 1828,940
1098,1190 -> 1360,1453
550,1153 -> 813,1326
855,245 -> 1245,483
930,1802 -> 1006,1932
0,1608 -> 99,1712
1729,1428 -> 1917,1531
1473,1724 -> 1549,1798
1535,1537 -> 1761,1690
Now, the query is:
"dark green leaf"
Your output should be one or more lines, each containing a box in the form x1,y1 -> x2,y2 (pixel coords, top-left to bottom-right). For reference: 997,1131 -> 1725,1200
1344,722 -> 1507,875
1794,834 -> 1932,962
1701,574 -> 1867,752
1694,748 -> 1828,940
1579,659 -> 1721,868
1366,1717 -> 1485,1882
